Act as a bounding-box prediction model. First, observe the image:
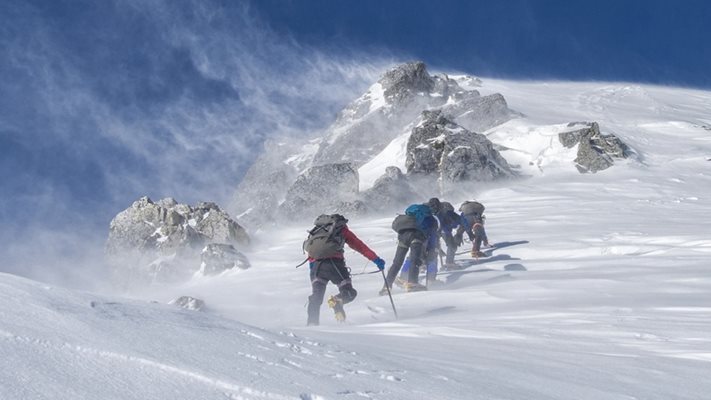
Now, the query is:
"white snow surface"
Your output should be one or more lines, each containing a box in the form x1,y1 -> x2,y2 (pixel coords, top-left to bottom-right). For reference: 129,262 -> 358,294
358,128 -> 410,191
3,78 -> 711,399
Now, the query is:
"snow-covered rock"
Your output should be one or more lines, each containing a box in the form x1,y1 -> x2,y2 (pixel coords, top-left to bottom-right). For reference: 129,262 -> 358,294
312,61 -> 514,167
199,243 -> 250,275
360,166 -> 419,211
558,122 -> 631,173
106,197 -> 249,285
169,295 -> 205,311
441,91 -> 513,133
228,61 -> 524,225
406,110 -> 515,182
277,163 -> 360,220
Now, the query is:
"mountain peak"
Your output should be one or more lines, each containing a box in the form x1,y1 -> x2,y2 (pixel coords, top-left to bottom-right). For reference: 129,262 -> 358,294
379,61 -> 434,101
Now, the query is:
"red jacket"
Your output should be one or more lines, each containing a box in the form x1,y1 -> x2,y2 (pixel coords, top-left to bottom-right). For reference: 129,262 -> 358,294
308,225 -> 378,262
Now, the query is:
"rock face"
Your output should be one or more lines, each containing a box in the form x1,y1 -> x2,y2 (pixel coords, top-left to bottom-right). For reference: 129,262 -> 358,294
230,61 -> 516,225
106,197 -> 249,285
199,243 -> 250,276
311,62 -> 514,167
440,92 -> 513,133
278,163 -> 360,220
379,61 -> 435,103
558,122 -> 630,173
360,167 -> 419,212
406,110 -> 515,182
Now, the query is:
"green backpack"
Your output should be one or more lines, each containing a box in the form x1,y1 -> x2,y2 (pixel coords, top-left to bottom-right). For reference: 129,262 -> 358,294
303,214 -> 348,259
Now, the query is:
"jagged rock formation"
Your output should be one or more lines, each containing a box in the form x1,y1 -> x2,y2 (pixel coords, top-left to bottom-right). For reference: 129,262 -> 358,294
360,167 -> 419,212
558,122 -> 631,173
277,163 -> 360,220
230,61 -> 516,225
199,243 -> 250,275
170,296 -> 205,311
406,110 -> 515,182
312,62 -> 514,167
106,197 -> 249,285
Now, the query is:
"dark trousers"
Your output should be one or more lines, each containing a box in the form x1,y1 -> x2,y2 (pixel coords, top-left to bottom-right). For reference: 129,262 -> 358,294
385,229 -> 425,286
442,230 -> 457,264
307,258 -> 357,325
471,223 -> 487,252
462,215 -> 488,252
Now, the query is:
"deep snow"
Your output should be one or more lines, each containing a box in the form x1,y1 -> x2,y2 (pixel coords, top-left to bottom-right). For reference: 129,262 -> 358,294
2,78 -> 711,399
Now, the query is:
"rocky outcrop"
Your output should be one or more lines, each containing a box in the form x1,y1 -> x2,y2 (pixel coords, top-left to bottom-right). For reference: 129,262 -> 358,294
311,62 -> 514,167
199,243 -> 250,275
106,197 -> 249,285
558,122 -> 630,173
442,91 -> 513,133
406,110 -> 515,182
231,61 -> 516,226
360,167 -> 419,212
170,296 -> 205,311
277,163 -> 360,220
379,61 -> 435,103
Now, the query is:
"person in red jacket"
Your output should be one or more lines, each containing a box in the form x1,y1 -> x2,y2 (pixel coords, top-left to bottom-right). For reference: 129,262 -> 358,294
303,214 -> 385,325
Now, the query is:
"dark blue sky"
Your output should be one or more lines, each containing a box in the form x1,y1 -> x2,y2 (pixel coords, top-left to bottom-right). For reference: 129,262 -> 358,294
252,0 -> 711,88
0,0 -> 709,283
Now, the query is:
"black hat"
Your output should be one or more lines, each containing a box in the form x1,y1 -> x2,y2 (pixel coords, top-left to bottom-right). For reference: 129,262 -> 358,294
427,197 -> 441,213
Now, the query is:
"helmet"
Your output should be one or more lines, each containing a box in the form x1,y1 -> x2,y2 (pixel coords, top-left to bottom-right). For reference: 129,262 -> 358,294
427,197 -> 441,213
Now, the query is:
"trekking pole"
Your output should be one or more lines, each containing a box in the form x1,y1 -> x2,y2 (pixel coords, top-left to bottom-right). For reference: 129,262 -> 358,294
380,269 -> 398,319
351,270 -> 381,276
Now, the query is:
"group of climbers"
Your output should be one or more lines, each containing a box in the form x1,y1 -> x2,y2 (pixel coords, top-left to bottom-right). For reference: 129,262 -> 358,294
300,198 -> 490,325
384,198 -> 490,294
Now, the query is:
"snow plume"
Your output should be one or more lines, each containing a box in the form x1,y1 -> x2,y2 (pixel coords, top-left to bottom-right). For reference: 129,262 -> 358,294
0,0 -> 393,288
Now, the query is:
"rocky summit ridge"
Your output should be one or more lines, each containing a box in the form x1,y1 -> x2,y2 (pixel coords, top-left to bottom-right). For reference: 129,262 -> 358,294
232,61 -> 524,225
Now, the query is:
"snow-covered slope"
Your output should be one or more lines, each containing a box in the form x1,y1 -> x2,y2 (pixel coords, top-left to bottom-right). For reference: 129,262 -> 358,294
0,273 -> 454,399
4,78 -> 711,399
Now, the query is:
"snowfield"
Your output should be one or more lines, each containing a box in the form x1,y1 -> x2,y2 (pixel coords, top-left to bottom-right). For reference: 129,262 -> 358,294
2,78 -> 711,399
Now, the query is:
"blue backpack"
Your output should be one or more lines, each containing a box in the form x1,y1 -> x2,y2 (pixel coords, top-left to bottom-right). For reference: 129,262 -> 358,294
405,204 -> 433,231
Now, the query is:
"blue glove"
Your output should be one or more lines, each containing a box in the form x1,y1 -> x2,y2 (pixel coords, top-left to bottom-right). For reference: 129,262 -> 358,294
373,257 -> 386,271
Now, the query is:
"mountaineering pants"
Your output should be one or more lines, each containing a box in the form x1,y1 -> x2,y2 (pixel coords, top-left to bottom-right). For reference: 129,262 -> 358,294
385,229 -> 425,286
471,223 -> 487,252
442,230 -> 457,264
463,215 -> 488,252
400,254 -> 438,280
307,258 -> 357,325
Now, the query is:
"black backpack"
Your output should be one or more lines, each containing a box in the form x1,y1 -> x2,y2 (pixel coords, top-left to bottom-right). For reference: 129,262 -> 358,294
391,214 -> 419,233
437,201 -> 458,227
303,214 -> 348,259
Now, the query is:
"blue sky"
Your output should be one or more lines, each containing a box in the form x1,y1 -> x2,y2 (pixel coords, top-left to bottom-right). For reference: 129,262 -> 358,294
1,0 -> 709,283
251,0 -> 711,87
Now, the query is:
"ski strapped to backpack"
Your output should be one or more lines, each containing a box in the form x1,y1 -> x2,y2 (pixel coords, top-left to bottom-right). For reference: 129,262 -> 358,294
303,214 -> 348,260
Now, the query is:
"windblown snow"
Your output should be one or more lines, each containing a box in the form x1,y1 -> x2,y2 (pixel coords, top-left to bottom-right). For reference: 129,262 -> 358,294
3,78 -> 711,399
